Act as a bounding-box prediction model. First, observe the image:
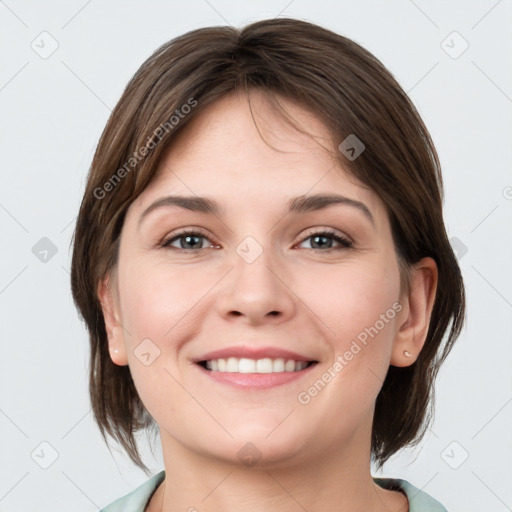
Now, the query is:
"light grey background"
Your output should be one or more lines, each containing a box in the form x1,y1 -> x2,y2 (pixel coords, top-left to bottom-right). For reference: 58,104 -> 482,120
1,1 -> 511,510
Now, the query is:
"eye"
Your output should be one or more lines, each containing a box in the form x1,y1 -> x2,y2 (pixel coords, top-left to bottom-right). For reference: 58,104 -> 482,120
159,228 -> 353,253
160,229 -> 217,252
297,228 -> 353,252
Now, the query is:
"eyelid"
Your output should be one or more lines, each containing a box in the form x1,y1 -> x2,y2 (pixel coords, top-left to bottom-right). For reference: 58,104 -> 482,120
160,226 -> 353,252
298,226 -> 353,245
159,226 -> 219,250
295,227 -> 353,251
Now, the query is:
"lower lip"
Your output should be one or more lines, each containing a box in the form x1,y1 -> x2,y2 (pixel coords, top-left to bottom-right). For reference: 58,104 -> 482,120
195,363 -> 317,389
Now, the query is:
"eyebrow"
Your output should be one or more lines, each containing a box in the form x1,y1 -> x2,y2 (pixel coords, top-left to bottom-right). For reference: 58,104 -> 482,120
138,193 -> 375,227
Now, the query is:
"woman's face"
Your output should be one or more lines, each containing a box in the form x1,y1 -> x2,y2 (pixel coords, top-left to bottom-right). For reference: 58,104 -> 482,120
103,91 -> 410,467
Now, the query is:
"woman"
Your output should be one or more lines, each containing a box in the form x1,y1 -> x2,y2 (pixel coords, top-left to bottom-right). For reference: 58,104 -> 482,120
71,18 -> 465,511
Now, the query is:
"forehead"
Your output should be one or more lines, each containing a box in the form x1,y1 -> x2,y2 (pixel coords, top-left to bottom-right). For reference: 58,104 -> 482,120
129,91 -> 384,223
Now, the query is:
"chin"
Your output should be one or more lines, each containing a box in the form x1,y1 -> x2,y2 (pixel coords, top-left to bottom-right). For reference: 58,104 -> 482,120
220,428 -> 312,468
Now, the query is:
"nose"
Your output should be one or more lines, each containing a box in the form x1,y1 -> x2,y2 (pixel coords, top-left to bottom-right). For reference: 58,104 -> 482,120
216,244 -> 296,326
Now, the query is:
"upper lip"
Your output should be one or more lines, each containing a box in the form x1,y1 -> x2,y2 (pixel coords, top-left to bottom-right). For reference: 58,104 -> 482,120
193,345 -> 317,363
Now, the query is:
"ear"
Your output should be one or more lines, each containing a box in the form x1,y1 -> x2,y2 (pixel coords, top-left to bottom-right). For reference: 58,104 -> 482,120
391,257 -> 438,367
97,274 -> 128,366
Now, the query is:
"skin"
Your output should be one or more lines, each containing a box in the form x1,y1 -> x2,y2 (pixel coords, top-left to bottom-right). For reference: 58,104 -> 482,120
99,90 -> 437,512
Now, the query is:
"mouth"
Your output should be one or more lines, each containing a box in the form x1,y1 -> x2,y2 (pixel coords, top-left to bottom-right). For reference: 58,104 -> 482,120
197,357 -> 318,373
195,358 -> 318,389
192,346 -> 319,388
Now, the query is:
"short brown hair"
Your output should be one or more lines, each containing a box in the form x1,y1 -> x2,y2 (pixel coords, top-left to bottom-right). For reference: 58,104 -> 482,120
71,18 -> 465,471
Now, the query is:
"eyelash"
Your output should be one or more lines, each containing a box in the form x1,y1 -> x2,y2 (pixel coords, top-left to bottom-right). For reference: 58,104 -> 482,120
159,227 -> 353,254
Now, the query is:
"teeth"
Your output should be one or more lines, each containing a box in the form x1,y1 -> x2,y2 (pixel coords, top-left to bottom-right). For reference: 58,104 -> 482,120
204,357 -> 309,373
285,359 -> 296,371
226,357 -> 238,372
256,358 -> 272,373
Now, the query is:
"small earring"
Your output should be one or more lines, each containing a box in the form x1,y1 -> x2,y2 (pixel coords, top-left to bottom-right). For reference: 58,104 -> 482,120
113,348 -> 119,354
403,350 -> 412,358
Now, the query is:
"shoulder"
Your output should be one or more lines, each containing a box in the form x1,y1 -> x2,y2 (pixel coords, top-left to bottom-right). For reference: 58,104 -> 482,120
374,477 -> 448,512
100,471 -> 165,512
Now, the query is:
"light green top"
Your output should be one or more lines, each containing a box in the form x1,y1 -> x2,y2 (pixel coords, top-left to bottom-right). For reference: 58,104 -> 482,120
100,470 -> 447,511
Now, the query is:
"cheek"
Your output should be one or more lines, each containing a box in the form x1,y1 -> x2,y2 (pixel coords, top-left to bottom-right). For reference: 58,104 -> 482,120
118,259 -> 206,344
116,260 -> 203,421
300,261 -> 400,380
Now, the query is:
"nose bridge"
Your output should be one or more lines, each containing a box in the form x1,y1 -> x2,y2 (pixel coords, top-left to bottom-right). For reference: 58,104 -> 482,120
235,235 -> 277,291
217,233 -> 296,323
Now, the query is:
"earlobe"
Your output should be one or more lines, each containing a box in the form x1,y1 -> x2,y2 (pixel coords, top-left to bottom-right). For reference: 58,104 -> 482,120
98,275 -> 128,366
391,257 -> 438,367
107,328 -> 128,366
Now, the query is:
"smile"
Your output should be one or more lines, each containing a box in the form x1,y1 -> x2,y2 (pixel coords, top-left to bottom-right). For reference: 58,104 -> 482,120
200,357 -> 314,373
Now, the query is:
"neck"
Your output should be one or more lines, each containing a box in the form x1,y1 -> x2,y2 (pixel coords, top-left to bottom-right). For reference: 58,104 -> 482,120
149,425 -> 408,512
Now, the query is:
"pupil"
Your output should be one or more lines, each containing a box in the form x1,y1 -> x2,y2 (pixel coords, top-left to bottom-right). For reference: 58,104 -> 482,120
312,235 -> 332,249
183,235 -> 201,249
